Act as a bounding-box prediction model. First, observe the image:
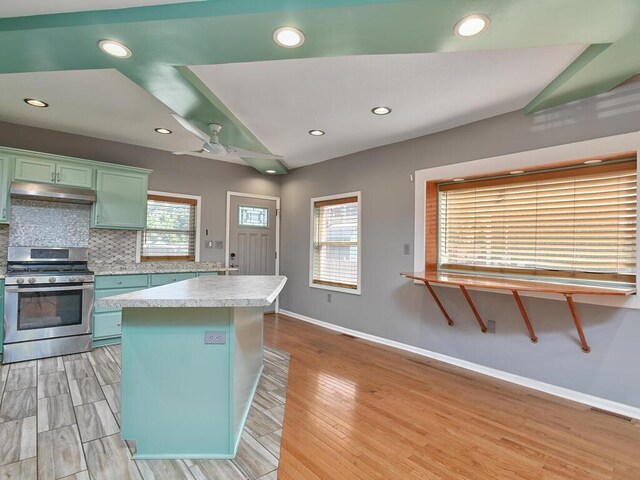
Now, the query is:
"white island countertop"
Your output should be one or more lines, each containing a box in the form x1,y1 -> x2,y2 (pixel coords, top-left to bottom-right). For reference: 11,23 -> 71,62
96,275 -> 287,308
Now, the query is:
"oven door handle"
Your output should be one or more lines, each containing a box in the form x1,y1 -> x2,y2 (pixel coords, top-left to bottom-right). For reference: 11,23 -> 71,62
5,284 -> 94,293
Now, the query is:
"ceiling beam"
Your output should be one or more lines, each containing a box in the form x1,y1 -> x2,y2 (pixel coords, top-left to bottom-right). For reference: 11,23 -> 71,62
524,38 -> 640,114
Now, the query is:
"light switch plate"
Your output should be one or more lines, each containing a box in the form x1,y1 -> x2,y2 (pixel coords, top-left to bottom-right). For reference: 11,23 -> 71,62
204,331 -> 226,344
205,241 -> 213,248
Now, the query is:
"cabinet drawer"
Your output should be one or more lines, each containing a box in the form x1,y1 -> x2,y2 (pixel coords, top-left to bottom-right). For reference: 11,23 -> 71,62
150,272 -> 197,286
197,272 -> 218,277
94,311 -> 122,339
95,287 -> 144,313
95,274 -> 148,290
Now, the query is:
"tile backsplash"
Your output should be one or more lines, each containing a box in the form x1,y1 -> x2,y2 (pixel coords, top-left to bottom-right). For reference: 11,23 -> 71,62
9,199 -> 91,247
88,229 -> 138,265
0,199 -> 138,265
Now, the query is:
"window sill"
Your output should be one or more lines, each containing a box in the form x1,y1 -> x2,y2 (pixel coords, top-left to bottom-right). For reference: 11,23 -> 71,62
309,282 -> 361,296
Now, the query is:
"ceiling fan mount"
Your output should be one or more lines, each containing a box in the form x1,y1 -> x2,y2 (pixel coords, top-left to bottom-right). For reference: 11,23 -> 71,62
170,114 -> 283,162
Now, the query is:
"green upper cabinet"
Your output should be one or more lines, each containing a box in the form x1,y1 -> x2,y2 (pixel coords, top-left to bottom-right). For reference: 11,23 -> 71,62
0,146 -> 152,230
0,155 -> 10,223
55,163 -> 93,188
14,156 -> 56,184
93,168 -> 148,230
14,155 -> 93,188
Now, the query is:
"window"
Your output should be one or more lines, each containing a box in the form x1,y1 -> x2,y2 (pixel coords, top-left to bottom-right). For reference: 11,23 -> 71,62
310,192 -> 361,294
140,193 -> 199,261
434,155 -> 637,284
238,205 -> 269,227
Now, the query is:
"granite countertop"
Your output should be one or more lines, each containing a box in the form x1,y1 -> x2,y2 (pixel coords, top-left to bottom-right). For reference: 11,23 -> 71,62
96,275 -> 287,308
89,261 -> 238,275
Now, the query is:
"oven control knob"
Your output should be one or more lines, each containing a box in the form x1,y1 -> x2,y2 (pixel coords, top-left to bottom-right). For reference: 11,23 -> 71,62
28,277 -> 36,284
16,278 -> 24,284
49,277 -> 56,283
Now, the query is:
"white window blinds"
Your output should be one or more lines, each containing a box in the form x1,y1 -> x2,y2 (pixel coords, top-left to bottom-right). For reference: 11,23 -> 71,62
438,160 -> 637,283
312,195 -> 360,290
141,195 -> 197,261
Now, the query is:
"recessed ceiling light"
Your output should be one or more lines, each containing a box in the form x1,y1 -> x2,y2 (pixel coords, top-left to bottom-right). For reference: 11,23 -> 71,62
584,159 -> 603,165
510,170 -> 524,175
154,128 -> 172,134
309,130 -> 325,136
266,169 -> 277,174
98,39 -> 132,58
24,98 -> 49,108
372,106 -> 392,115
273,27 -> 305,48
454,14 -> 490,37
452,178 -> 465,182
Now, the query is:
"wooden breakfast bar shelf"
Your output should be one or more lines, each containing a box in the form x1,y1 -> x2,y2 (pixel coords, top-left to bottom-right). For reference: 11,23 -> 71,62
402,271 -> 636,353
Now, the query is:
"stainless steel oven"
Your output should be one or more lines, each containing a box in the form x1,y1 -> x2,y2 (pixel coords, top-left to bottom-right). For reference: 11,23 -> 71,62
3,247 -> 94,363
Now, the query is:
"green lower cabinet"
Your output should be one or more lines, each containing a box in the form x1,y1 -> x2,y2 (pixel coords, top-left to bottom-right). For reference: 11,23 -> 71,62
94,311 -> 123,339
0,280 -> 4,355
93,272 -> 219,345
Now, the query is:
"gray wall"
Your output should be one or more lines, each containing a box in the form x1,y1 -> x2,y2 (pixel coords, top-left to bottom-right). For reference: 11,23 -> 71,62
0,121 -> 281,262
279,81 -> 640,408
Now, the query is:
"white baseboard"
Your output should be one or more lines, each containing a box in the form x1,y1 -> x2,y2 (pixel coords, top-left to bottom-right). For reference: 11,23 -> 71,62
279,309 -> 640,420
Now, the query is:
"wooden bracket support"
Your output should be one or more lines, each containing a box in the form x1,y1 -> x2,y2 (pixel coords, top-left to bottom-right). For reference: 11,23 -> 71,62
459,286 -> 487,333
424,282 -> 454,326
565,294 -> 591,353
511,290 -> 538,343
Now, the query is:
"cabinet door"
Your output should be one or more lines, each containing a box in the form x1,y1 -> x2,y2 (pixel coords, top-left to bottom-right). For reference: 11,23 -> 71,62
56,162 -> 93,188
0,281 -> 4,353
94,169 -> 148,229
0,156 -> 10,223
94,311 -> 123,339
14,156 -> 56,184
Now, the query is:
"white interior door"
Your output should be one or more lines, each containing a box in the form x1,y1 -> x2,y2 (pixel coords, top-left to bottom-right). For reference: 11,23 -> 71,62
227,194 -> 278,313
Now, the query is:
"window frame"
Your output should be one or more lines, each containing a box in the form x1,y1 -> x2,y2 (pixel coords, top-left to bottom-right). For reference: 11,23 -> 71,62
309,191 -> 362,295
136,190 -> 201,263
413,131 -> 640,310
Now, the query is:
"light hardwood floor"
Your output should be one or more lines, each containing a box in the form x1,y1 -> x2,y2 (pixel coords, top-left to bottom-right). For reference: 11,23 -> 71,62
265,313 -> 640,480
0,344 -> 289,479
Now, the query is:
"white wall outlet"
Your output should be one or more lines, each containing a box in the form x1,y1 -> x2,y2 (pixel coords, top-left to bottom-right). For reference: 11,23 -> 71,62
204,331 -> 226,344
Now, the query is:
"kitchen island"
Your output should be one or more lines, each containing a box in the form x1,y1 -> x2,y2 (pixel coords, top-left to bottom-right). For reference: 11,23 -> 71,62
96,274 -> 287,459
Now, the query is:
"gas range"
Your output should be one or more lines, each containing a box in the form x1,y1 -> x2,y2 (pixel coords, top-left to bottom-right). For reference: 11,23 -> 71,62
3,247 -> 94,363
5,247 -> 94,286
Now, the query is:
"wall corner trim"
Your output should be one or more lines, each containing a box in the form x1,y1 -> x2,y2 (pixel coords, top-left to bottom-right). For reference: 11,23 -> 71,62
279,309 -> 640,420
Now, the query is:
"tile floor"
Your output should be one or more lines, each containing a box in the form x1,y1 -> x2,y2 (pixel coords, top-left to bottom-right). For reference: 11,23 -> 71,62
0,344 -> 290,479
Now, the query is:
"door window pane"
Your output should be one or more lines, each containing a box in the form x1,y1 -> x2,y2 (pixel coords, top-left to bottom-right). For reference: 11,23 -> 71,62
238,206 -> 269,227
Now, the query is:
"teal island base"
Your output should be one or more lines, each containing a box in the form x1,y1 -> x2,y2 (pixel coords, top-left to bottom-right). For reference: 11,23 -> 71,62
120,306 -> 264,459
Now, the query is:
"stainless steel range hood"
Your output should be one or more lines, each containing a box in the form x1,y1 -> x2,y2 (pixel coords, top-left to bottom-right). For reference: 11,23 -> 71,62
10,181 -> 97,204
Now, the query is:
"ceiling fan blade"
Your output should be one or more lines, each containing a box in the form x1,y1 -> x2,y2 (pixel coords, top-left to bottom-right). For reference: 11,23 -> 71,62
225,146 -> 283,160
172,149 -> 204,155
202,142 -> 227,155
170,114 -> 211,143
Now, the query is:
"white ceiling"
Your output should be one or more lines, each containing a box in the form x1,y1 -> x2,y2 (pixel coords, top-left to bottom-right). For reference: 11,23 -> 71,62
0,68 -> 247,163
0,46 -> 587,170
0,0 -> 195,18
190,45 -> 586,168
